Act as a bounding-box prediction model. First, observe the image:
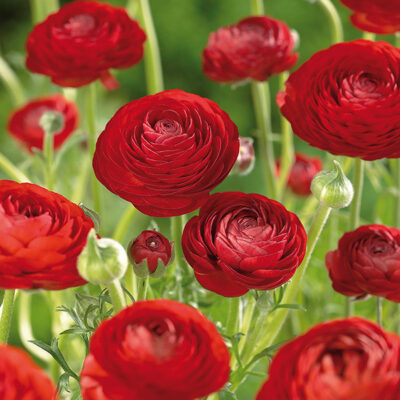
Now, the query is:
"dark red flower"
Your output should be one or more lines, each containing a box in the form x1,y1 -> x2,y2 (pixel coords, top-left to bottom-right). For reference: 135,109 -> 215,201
181,192 -> 307,297
80,299 -> 230,400
326,224 -> 400,301
203,15 -> 298,83
93,89 -> 239,217
26,1 -> 146,90
340,0 -> 400,34
257,317 -> 400,400
128,230 -> 173,277
0,180 -> 94,290
7,94 -> 79,152
277,152 -> 322,196
0,345 -> 58,399
278,40 -> 400,161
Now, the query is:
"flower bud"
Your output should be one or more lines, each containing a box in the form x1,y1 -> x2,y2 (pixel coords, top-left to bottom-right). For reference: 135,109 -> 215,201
79,203 -> 101,232
232,137 -> 255,175
78,229 -> 128,285
128,230 -> 174,278
311,160 -> 354,209
39,111 -> 65,135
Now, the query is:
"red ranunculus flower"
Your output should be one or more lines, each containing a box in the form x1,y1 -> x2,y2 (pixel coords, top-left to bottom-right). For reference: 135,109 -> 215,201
340,0 -> 400,34
128,230 -> 173,277
7,94 -> 79,152
80,299 -> 230,400
93,89 -> 239,217
203,15 -> 298,83
0,180 -> 94,290
277,152 -> 322,196
326,224 -> 400,301
181,192 -> 307,297
257,317 -> 400,400
278,40 -> 400,161
26,1 -> 146,90
0,345 -> 58,399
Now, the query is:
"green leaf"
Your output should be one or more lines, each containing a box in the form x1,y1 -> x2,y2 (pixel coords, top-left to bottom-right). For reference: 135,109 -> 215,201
219,389 -> 238,400
273,303 -> 306,311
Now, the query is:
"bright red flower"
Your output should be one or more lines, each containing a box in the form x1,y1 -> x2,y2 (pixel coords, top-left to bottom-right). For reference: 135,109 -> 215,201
277,152 -> 322,196
181,192 -> 307,297
340,0 -> 400,34
93,89 -> 239,217
26,1 -> 146,90
203,15 -> 298,83
0,345 -> 58,399
326,224 -> 400,302
257,318 -> 400,400
128,230 -> 173,277
278,40 -> 400,161
80,299 -> 230,400
0,180 -> 94,290
7,94 -> 79,152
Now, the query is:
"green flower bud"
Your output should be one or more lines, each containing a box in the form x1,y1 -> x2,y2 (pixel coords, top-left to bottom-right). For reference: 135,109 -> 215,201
39,111 -> 65,135
311,160 -> 354,209
79,203 -> 101,232
78,229 -> 128,285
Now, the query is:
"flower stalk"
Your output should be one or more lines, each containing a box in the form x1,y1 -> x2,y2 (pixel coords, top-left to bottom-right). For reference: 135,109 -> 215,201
317,0 -> 344,44
0,290 -> 16,343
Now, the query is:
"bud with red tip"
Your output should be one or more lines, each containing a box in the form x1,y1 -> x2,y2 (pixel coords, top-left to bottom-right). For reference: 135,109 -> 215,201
128,230 -> 174,278
233,137 -> 255,175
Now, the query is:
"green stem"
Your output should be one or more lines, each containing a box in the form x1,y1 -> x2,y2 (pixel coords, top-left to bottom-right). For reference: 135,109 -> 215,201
376,297 -> 383,326
113,206 -> 138,242
43,130 -> 55,191
0,153 -> 31,183
0,290 -> 16,343
30,0 -> 45,24
86,83 -> 101,213
345,298 -> 353,318
251,81 -> 277,199
251,0 -> 264,14
276,71 -> 294,200
349,158 -> 364,230
363,32 -> 376,41
171,215 -> 186,271
396,159 -> 400,228
137,0 -> 164,93
124,265 -> 137,302
106,280 -> 126,314
249,203 -> 332,354
71,155 -> 90,204
317,0 -> 344,44
137,277 -> 149,301
226,297 -> 241,337
0,56 -> 25,107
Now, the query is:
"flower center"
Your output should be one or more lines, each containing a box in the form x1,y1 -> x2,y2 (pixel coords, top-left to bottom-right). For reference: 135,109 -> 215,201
154,119 -> 182,135
146,236 -> 161,251
237,216 -> 258,231
2,196 -> 45,219
64,14 -> 96,37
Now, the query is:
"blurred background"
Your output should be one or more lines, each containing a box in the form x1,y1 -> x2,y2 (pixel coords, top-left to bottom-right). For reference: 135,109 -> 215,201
0,1 -> 398,398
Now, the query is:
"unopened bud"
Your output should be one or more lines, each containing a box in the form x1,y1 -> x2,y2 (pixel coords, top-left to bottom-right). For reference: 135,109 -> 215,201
128,230 -> 174,278
311,160 -> 354,209
232,137 -> 255,176
79,203 -> 101,232
78,229 -> 128,285
39,111 -> 64,135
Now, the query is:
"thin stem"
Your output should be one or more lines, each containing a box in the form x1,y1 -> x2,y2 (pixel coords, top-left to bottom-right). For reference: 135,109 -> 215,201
30,0 -> 45,24
363,32 -> 376,41
0,153 -> 31,183
251,0 -> 264,14
43,130 -> 55,191
137,0 -> 164,93
0,56 -> 25,107
226,297 -> 241,337
0,290 -> 16,343
251,81 -> 277,199
249,203 -> 332,355
396,160 -> 400,228
106,280 -> 126,314
137,277 -> 149,301
317,0 -> 344,44
171,215 -> 186,272
376,297 -> 383,326
345,298 -> 353,318
70,155 -> 90,204
349,158 -> 364,230
86,83 -> 101,213
124,265 -> 137,302
113,206 -> 138,242
276,71 -> 294,200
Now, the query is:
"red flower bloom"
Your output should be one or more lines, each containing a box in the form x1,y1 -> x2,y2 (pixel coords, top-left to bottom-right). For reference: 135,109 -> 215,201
340,0 -> 400,34
181,192 -> 307,297
278,40 -> 400,161
128,230 -> 173,277
7,94 -> 79,152
26,1 -> 146,90
257,317 -> 400,400
203,15 -> 298,83
326,224 -> 400,301
0,345 -> 58,399
277,152 -> 322,196
80,299 -> 230,400
0,180 -> 94,290
93,89 -> 239,217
